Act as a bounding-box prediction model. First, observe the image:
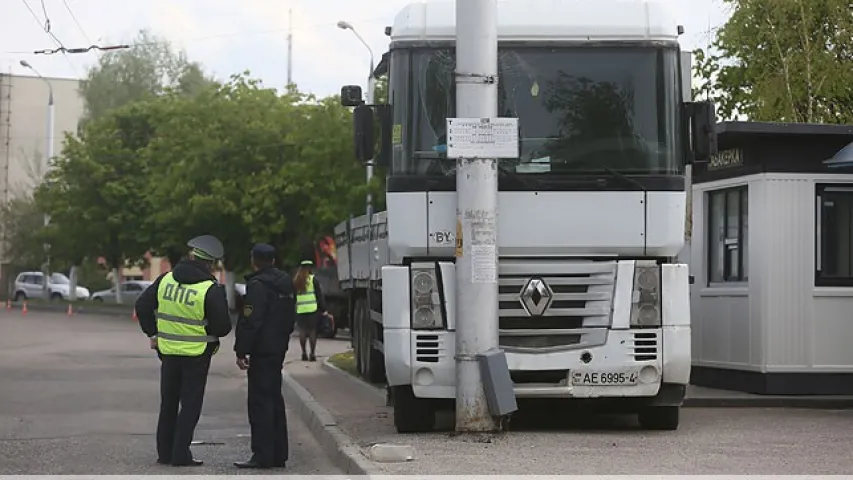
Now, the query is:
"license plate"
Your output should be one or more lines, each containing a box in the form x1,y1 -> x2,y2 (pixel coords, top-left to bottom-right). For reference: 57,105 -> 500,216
571,370 -> 639,386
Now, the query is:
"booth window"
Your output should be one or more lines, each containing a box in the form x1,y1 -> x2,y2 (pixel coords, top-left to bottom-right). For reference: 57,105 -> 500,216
707,186 -> 748,284
816,184 -> 853,286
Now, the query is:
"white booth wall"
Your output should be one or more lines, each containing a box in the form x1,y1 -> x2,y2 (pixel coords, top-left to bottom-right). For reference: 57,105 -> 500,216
691,172 -> 853,375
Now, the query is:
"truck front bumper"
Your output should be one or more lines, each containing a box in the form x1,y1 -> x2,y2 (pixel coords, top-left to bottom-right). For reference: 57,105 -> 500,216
384,327 -> 690,402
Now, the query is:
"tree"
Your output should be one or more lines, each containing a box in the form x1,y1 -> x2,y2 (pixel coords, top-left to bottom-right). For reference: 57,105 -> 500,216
697,0 -> 853,123
0,195 -> 47,270
143,76 -> 369,267
79,29 -> 215,123
35,105 -> 154,303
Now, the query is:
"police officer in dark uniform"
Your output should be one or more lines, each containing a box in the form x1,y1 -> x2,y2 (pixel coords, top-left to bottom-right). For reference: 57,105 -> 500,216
234,243 -> 295,469
135,235 -> 232,466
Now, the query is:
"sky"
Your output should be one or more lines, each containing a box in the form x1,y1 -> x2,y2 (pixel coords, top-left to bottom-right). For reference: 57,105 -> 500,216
1,0 -> 732,98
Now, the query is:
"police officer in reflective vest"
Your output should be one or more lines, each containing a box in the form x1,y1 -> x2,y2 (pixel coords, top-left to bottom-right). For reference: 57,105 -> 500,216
135,235 -> 232,467
294,260 -> 328,362
234,243 -> 295,469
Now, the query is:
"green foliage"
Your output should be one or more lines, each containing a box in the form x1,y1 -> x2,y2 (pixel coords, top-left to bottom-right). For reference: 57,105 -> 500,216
37,15 -> 386,276
41,72 -> 370,272
696,0 -> 853,122
35,105 -> 153,269
79,29 -> 216,123
76,258 -> 112,292
0,195 -> 47,269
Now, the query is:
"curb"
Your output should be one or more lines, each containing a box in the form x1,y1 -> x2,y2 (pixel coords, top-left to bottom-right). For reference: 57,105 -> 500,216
7,302 -> 134,317
281,370 -> 381,476
683,396 -> 853,409
320,357 -> 853,410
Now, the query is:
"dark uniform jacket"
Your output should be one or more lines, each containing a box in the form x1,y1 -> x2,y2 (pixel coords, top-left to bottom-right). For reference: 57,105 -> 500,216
135,259 -> 232,355
235,266 -> 296,357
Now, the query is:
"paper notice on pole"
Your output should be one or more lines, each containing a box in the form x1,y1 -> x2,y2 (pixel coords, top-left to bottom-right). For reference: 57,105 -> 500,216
446,117 -> 519,159
471,245 -> 497,284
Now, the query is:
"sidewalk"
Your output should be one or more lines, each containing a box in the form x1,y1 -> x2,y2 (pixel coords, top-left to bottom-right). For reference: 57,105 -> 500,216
282,340 -> 853,475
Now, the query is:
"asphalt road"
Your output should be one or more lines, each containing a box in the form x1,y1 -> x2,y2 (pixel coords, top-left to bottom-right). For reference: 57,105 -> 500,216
0,310 -> 343,475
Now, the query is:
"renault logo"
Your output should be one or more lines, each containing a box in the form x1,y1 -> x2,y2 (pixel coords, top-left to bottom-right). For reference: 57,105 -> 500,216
520,277 -> 553,316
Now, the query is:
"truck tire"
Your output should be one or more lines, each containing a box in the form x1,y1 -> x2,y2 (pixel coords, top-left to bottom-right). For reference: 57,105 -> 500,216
638,406 -> 680,431
354,297 -> 366,377
392,385 -> 435,433
320,323 -> 338,339
361,297 -> 385,384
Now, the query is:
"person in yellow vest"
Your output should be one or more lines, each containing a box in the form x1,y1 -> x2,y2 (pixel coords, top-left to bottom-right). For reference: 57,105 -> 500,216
294,260 -> 328,361
135,235 -> 232,467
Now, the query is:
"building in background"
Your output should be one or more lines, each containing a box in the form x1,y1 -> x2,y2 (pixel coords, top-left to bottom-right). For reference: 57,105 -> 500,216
0,72 -> 84,203
0,72 -> 85,293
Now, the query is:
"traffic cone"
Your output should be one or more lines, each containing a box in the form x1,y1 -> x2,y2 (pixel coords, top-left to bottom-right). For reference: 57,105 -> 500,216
132,309 -> 138,322
66,303 -> 73,317
21,301 -> 27,316
5,299 -> 10,311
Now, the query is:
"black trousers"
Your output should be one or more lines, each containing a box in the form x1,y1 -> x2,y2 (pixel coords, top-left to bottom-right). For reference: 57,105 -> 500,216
247,352 -> 288,466
157,353 -> 212,464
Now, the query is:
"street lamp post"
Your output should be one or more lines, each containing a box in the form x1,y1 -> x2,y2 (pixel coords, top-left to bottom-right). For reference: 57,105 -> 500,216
20,61 -> 55,300
337,20 -> 376,217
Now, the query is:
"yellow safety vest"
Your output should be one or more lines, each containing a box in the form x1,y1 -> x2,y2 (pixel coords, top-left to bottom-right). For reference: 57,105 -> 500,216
296,274 -> 318,314
155,272 -> 216,356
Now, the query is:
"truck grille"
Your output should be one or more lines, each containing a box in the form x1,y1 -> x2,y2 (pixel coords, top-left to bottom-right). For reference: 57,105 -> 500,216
498,258 -> 616,352
632,332 -> 658,361
415,334 -> 441,363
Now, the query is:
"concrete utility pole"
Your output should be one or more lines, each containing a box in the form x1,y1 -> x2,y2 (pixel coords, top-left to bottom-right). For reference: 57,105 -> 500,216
337,20 -> 375,216
287,8 -> 293,86
453,0 -> 501,432
20,60 -> 54,300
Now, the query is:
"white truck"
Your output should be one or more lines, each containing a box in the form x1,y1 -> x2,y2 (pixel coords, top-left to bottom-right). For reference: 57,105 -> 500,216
335,0 -> 717,433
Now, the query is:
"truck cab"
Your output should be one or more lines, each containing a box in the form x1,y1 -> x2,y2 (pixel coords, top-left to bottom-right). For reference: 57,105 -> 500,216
336,0 -> 716,433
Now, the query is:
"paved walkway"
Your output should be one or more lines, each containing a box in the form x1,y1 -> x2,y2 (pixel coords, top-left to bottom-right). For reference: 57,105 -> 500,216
0,311 -> 343,475
285,339 -> 853,475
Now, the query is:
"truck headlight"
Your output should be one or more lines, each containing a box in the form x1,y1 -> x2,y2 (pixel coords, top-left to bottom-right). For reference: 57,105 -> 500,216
630,261 -> 661,327
410,263 -> 445,330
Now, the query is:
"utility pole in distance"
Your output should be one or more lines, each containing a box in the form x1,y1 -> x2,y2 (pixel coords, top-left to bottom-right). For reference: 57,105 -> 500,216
287,8 -> 293,85
449,0 -> 514,432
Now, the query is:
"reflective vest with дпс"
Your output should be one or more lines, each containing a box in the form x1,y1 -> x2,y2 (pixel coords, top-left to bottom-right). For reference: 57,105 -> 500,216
155,272 -> 217,356
296,274 -> 318,314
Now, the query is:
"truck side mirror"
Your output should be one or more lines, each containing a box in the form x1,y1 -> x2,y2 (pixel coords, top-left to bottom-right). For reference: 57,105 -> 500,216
341,85 -> 363,107
353,104 -> 375,162
689,101 -> 718,162
374,104 -> 392,169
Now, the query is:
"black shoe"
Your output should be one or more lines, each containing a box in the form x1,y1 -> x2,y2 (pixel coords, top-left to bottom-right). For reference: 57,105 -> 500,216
156,459 -> 170,465
301,352 -> 308,361
172,459 -> 203,467
309,353 -> 316,362
274,460 -> 287,468
234,459 -> 271,469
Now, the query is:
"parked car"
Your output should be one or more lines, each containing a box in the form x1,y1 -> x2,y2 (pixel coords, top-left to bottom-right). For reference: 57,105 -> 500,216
14,272 -> 90,301
90,280 -> 153,303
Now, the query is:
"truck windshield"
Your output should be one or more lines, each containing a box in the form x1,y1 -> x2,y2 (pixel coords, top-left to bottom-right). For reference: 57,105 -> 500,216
389,45 -> 682,178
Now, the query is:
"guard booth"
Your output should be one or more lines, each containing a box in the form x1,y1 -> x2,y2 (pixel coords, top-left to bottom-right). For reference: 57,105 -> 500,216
689,121 -> 853,395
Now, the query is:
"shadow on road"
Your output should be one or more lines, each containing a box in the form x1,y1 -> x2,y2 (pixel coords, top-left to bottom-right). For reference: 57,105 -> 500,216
431,399 -> 658,433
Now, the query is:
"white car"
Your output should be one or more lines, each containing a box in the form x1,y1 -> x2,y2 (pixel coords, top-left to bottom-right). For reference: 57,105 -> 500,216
90,280 -> 153,303
13,272 -> 90,301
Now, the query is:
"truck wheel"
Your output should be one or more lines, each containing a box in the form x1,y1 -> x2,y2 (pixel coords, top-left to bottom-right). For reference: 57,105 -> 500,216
354,297 -> 366,377
638,406 -> 680,431
362,298 -> 385,384
321,324 -> 338,339
392,385 -> 435,433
